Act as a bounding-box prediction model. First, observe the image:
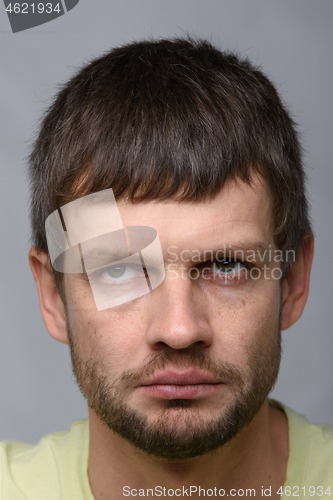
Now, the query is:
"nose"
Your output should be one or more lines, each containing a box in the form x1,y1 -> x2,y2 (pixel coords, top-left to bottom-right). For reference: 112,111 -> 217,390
145,273 -> 214,351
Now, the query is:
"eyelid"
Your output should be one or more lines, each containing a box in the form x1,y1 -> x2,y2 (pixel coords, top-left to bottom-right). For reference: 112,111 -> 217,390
93,262 -> 163,282
102,263 -> 142,278
213,259 -> 247,272
198,257 -> 249,269
191,258 -> 252,282
88,263 -> 140,282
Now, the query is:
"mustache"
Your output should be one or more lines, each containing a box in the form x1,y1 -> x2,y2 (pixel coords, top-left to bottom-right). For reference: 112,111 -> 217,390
117,348 -> 245,390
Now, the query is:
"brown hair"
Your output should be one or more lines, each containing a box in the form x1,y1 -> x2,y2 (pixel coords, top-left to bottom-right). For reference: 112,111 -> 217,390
29,37 -> 312,270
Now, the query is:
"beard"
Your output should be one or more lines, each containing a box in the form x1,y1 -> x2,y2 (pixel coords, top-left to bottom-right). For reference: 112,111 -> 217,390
67,320 -> 281,460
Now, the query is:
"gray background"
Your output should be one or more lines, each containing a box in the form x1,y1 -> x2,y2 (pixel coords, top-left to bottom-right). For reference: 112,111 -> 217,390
0,0 -> 332,443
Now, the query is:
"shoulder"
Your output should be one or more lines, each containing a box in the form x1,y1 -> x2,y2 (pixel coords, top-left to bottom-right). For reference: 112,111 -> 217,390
271,400 -> 333,486
283,403 -> 333,453
0,420 -> 91,500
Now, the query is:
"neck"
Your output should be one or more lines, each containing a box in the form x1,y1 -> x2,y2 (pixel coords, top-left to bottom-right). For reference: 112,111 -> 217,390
87,400 -> 288,500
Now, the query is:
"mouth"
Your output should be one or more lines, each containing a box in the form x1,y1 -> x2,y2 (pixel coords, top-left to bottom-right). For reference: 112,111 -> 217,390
138,368 -> 224,399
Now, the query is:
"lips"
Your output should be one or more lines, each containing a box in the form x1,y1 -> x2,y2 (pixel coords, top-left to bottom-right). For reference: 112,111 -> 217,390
138,368 -> 223,399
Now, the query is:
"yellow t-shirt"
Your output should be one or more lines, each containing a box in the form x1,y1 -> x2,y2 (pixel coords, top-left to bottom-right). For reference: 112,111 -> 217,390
0,420 -> 93,499
270,401 -> 333,497
279,403 -> 333,496
1,403 -> 332,499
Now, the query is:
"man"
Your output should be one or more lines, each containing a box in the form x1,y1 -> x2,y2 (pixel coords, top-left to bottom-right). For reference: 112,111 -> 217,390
1,38 -> 331,499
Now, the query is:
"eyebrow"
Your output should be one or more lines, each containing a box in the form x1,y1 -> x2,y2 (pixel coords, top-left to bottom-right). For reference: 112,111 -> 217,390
80,246 -> 164,272
216,241 -> 273,265
166,240 -> 274,265
221,240 -> 272,255
80,246 -> 131,271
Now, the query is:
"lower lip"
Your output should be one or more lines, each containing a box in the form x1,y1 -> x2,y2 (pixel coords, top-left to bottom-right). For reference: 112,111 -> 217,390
139,383 -> 222,399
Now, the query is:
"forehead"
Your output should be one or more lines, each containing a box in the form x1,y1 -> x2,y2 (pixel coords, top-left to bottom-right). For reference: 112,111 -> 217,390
55,174 -> 274,260
116,175 -> 274,249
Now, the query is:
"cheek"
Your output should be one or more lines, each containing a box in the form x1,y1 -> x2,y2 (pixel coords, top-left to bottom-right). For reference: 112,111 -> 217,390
65,288 -> 147,371
207,280 -> 281,365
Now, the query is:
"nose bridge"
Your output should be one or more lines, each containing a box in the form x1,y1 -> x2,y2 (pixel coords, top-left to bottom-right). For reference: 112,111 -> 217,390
145,272 -> 213,350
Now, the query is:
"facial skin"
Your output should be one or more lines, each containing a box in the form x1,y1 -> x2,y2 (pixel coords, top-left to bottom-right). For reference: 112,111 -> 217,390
30,175 -> 313,464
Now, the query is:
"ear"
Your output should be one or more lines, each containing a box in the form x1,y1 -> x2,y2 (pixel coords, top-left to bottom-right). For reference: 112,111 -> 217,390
29,247 -> 69,344
281,236 -> 314,330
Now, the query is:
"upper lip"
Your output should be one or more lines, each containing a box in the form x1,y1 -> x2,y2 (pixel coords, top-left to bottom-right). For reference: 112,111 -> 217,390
139,369 -> 221,386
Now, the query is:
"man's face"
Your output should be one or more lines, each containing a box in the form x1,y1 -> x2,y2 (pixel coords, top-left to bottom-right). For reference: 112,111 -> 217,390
63,175 -> 282,459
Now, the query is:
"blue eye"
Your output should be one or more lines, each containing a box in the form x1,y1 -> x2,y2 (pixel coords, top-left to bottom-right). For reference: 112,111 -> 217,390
213,260 -> 246,274
105,264 -> 127,279
99,263 -> 143,282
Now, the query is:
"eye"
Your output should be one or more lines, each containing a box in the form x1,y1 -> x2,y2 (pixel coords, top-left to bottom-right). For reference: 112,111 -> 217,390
213,259 -> 246,274
105,264 -> 127,279
99,263 -> 144,282
196,258 -> 249,284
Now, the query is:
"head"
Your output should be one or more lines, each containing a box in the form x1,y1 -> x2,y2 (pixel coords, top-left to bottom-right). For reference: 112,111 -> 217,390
29,37 -> 313,459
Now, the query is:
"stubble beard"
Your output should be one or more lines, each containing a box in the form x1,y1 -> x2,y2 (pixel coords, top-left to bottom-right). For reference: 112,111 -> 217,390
67,319 -> 281,460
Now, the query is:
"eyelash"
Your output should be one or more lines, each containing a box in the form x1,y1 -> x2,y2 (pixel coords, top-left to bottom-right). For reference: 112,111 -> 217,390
195,258 -> 250,281
89,264 -> 145,285
88,258 -> 254,290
